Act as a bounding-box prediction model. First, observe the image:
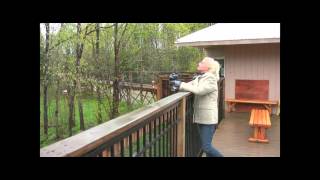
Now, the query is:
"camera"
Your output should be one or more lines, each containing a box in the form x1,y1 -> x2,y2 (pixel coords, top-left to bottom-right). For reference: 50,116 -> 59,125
169,73 -> 179,92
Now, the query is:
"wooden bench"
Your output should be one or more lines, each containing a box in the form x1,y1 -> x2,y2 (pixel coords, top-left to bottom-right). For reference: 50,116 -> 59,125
225,98 -> 278,115
248,108 -> 271,143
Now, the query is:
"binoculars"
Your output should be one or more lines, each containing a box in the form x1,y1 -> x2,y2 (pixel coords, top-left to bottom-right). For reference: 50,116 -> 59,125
169,73 -> 179,92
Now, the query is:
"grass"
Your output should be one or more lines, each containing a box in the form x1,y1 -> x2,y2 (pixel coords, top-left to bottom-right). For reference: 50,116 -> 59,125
40,93 -> 152,148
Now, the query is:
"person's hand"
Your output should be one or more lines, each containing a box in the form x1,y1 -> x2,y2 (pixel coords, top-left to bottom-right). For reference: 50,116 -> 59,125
171,80 -> 181,87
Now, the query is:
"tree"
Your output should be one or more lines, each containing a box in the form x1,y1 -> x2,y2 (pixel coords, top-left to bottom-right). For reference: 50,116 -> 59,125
43,23 -> 50,135
95,23 -> 103,124
111,23 -> 120,119
75,23 -> 85,131
54,78 -> 60,139
64,24 -> 77,136
110,23 -> 128,119
52,23 -> 66,139
40,23 -> 210,147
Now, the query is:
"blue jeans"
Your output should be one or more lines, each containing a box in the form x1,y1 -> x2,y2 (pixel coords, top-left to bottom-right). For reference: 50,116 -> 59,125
197,124 -> 223,157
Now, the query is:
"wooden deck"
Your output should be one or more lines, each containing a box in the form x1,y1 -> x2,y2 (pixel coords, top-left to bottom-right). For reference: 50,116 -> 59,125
212,112 -> 280,157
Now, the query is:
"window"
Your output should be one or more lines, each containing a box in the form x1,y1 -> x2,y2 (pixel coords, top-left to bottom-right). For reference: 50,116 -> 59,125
215,58 -> 225,77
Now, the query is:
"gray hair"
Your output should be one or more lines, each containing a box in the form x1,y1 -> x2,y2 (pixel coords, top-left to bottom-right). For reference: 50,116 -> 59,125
203,57 -> 220,80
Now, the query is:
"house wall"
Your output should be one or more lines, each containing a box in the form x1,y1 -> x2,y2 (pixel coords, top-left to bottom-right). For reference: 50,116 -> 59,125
205,43 -> 280,114
205,46 -> 225,58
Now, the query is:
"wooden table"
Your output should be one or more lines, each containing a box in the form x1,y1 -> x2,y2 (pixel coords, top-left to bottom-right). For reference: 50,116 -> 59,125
225,98 -> 278,114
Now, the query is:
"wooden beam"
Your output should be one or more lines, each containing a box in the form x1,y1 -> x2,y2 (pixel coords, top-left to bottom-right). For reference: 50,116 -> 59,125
177,96 -> 186,157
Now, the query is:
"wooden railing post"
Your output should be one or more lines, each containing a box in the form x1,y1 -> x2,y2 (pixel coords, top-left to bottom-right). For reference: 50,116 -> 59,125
177,96 -> 186,157
156,79 -> 162,100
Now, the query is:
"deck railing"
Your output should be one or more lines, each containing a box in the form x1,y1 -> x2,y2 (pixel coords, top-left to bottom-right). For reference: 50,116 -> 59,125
40,92 -> 203,157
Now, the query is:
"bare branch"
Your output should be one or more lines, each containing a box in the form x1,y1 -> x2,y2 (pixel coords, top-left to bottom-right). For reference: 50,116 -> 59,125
83,24 -> 114,40
49,34 -> 77,51
49,24 -> 114,51
117,23 -> 128,48
121,24 -> 136,48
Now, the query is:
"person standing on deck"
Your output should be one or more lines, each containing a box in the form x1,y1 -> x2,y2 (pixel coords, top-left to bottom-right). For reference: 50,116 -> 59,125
170,57 -> 223,157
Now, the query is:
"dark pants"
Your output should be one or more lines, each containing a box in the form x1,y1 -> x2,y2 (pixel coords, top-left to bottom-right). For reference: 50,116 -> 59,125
197,124 -> 223,157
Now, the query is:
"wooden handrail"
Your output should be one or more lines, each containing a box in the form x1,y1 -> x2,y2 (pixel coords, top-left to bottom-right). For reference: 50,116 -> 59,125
40,92 -> 191,157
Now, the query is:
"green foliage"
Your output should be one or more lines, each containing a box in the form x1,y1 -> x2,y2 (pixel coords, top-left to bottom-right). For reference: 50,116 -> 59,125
40,23 -> 212,147
114,23 -> 210,73
40,93 -> 147,148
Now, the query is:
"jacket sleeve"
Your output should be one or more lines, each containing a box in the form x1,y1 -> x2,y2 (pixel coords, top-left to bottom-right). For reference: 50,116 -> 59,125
179,76 -> 217,96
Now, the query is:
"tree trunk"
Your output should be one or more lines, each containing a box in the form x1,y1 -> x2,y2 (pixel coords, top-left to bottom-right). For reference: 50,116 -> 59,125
43,23 -> 50,135
43,85 -> 48,135
111,23 -> 120,119
78,96 -> 85,130
68,84 -> 75,136
73,97 -> 76,127
96,23 -> 100,62
54,79 -> 60,139
76,23 -> 85,131
95,23 -> 103,124
97,86 -> 102,124
127,72 -> 132,109
89,81 -> 94,96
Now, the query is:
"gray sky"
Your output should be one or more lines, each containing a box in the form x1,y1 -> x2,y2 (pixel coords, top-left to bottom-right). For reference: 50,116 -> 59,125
40,23 -> 62,38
